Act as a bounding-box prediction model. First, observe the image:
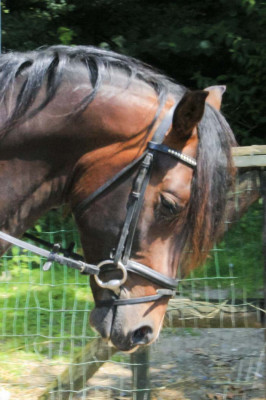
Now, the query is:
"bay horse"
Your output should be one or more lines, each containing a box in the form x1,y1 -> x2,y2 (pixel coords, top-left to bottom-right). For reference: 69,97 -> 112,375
0,46 -> 236,352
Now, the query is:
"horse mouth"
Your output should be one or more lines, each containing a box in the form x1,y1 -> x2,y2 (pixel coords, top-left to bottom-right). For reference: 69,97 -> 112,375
90,303 -> 155,352
90,304 -> 115,341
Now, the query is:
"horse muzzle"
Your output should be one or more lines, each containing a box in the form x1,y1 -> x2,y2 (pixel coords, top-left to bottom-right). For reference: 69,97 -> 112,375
90,301 -> 158,352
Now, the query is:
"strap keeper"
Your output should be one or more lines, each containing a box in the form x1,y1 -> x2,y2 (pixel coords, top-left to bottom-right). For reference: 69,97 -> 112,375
131,191 -> 140,198
43,243 -> 61,271
148,141 -> 159,151
156,288 -> 176,297
141,153 -> 153,167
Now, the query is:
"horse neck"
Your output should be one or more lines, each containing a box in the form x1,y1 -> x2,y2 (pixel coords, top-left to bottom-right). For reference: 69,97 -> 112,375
0,139 -> 70,247
0,79 -> 93,243
0,123 -> 85,253
0,78 -> 172,250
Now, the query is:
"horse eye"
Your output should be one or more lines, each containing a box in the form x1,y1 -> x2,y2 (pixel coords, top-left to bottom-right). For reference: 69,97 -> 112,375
159,194 -> 181,216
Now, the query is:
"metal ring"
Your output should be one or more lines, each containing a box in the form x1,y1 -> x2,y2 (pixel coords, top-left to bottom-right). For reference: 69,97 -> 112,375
94,260 -> 127,292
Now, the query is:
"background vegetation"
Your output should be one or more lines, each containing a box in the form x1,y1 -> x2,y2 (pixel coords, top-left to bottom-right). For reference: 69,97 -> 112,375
2,0 -> 266,145
0,0 -> 264,302
0,4 -> 264,391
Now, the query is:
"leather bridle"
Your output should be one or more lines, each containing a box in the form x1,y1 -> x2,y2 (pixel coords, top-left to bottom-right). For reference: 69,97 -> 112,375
72,105 -> 197,306
0,104 -> 197,307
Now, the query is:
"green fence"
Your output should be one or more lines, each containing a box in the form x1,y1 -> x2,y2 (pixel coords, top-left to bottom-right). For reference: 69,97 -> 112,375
0,169 -> 265,400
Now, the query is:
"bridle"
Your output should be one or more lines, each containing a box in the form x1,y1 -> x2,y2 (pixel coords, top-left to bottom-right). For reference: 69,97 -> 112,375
72,104 -> 197,306
0,104 -> 197,307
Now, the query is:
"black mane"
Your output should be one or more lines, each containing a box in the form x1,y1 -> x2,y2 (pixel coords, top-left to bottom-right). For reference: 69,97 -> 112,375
0,45 -> 181,136
179,104 -> 236,274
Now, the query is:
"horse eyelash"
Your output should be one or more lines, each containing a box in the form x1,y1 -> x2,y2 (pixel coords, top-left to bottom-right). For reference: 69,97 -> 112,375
154,195 -> 183,221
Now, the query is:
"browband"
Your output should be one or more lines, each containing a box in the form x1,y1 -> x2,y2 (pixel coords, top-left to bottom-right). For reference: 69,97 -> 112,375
148,142 -> 197,167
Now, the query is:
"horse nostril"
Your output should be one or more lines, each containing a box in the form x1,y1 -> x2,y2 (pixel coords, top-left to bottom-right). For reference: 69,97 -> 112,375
131,325 -> 153,345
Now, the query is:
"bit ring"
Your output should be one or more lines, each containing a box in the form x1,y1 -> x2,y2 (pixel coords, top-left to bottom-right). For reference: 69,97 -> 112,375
94,260 -> 127,292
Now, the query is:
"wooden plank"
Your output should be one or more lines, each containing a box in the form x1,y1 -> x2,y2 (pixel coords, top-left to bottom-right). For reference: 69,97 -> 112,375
230,145 -> 266,168
38,338 -> 117,400
261,170 -> 266,329
131,347 -> 151,400
164,298 -> 263,328
233,155 -> 266,168
232,145 -> 266,156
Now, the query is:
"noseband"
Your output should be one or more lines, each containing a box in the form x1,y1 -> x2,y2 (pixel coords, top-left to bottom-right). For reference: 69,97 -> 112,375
73,105 -> 197,306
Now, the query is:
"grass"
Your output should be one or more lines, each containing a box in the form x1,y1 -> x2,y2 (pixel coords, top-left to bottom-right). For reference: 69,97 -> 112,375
0,209 -> 97,386
0,261 -> 96,392
0,264 -> 96,352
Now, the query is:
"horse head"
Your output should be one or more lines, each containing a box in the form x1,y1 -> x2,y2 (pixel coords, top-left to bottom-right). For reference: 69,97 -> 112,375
71,86 -> 232,352
0,46 -> 235,352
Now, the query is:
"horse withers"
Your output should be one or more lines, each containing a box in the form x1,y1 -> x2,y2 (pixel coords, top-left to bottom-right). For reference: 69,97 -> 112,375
0,46 -> 236,351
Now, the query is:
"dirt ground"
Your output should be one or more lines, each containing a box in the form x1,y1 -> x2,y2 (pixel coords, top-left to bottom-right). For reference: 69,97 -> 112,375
85,329 -> 265,400
0,329 -> 265,400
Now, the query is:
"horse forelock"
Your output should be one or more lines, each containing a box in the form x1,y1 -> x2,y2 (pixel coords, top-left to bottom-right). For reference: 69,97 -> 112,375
0,45 -> 180,139
178,104 -> 237,276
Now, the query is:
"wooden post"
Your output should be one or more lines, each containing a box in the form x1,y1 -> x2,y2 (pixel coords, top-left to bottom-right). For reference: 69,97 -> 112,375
261,170 -> 266,335
38,338 -> 116,400
131,347 -> 151,400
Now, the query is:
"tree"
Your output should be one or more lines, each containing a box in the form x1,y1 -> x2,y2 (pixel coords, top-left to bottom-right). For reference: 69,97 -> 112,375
2,0 -> 265,144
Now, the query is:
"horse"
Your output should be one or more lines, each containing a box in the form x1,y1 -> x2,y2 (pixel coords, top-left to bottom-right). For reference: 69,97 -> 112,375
0,45 -> 237,352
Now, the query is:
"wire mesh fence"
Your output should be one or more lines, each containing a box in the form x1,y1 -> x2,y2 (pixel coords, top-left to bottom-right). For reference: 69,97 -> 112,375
0,168 -> 265,400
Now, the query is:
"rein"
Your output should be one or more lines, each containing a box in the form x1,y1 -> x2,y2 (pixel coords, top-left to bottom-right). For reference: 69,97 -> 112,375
0,105 -> 197,307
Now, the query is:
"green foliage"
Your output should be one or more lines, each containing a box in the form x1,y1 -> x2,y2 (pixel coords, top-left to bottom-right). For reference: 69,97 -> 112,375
181,200 -> 264,298
2,0 -> 266,144
0,210 -> 95,363
57,26 -> 75,44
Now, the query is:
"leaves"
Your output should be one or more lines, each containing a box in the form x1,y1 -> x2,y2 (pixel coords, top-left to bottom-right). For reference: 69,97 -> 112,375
57,26 -> 75,45
2,0 -> 266,144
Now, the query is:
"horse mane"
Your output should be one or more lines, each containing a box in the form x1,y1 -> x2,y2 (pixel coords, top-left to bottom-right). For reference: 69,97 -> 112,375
0,45 -> 179,137
0,45 -> 236,276
178,104 -> 237,276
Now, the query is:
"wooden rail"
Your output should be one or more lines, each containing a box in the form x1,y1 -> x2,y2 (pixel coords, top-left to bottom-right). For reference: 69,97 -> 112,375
232,145 -> 266,167
164,298 -> 264,328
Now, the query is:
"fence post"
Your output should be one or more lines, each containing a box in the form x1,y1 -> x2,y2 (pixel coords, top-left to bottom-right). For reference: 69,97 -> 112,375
261,170 -> 266,334
38,338 -> 117,400
131,346 -> 151,400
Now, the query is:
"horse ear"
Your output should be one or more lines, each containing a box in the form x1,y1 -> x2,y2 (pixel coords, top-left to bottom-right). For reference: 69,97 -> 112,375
204,85 -> 226,110
172,90 -> 208,139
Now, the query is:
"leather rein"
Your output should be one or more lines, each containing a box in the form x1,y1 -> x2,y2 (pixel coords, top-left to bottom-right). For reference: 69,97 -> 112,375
0,105 -> 197,307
